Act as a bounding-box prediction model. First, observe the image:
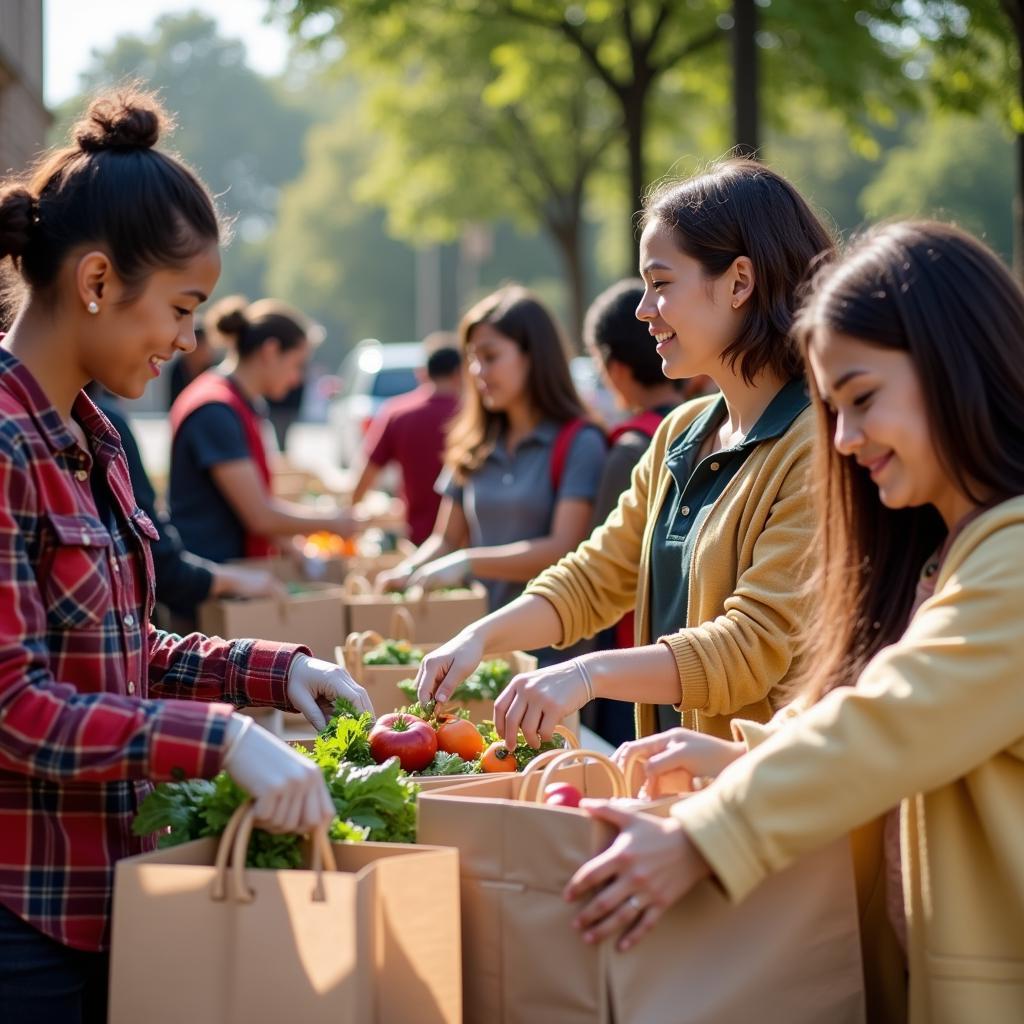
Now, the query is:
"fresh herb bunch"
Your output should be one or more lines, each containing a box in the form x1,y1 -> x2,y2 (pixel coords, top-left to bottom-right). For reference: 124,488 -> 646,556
363,639 -> 424,666
397,659 -> 513,704
419,751 -> 482,776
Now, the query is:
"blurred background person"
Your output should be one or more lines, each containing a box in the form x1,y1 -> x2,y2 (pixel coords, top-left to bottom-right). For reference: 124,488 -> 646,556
166,321 -> 220,407
169,295 -> 358,565
349,332 -> 462,544
378,285 -> 606,664
87,383 -> 285,629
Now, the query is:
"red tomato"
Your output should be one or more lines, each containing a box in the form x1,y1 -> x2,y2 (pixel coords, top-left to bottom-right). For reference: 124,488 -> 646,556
369,715 -> 438,772
436,717 -> 487,761
543,782 -> 583,808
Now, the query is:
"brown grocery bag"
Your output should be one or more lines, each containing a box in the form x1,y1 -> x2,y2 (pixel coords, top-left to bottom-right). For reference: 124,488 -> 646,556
417,749 -> 864,1024
109,803 -> 461,1024
344,574 -> 488,640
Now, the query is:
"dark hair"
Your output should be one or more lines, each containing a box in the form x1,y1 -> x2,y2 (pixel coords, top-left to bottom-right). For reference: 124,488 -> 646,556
793,219 -> 1024,703
643,158 -> 835,385
445,284 -> 585,482
207,294 -> 312,360
0,86 -> 221,309
584,278 -> 678,389
426,345 -> 461,380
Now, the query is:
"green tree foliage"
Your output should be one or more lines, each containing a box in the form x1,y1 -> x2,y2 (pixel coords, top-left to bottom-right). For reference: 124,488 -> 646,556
266,99 -> 418,357
861,110 -> 1014,260
54,12 -> 313,300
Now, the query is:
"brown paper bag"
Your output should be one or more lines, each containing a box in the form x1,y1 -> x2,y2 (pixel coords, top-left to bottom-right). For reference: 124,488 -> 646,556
344,574 -> 488,641
197,580 -> 346,660
418,749 -> 864,1024
109,803 -> 461,1024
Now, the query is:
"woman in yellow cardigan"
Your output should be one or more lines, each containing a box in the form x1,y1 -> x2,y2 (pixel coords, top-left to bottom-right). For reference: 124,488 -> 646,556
414,159 -> 835,746
566,221 -> 1024,1023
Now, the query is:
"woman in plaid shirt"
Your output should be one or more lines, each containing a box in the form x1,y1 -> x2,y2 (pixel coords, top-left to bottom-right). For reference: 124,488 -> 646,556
0,89 -> 373,1022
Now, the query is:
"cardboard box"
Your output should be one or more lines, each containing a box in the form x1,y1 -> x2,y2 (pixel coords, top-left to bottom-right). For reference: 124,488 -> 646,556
344,579 -> 489,642
197,581 -> 346,661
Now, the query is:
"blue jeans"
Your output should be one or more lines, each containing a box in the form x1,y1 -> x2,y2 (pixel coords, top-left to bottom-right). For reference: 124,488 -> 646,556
0,903 -> 109,1023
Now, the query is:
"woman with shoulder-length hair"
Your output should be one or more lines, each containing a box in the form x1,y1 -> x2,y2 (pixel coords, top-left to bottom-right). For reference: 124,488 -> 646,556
378,285 -> 607,660
569,220 -> 1024,1023
415,159 -> 835,750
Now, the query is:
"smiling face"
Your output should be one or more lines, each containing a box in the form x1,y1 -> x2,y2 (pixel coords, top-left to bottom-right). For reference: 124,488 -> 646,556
465,322 -> 531,413
79,242 -> 221,399
635,220 -> 747,382
807,328 -> 965,521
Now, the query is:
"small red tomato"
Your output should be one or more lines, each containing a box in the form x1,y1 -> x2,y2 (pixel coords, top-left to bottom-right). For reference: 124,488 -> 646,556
369,714 -> 438,772
543,782 -> 583,808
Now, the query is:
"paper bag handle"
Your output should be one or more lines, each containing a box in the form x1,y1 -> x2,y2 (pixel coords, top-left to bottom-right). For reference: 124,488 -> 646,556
389,605 -> 416,641
342,629 -> 384,685
526,749 -> 627,804
212,802 -> 337,905
343,573 -> 372,597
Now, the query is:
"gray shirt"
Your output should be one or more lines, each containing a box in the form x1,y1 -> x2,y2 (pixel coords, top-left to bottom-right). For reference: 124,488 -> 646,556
438,419 -> 606,614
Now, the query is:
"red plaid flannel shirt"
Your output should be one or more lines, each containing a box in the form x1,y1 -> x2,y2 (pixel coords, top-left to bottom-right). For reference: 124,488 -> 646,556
0,347 -> 306,951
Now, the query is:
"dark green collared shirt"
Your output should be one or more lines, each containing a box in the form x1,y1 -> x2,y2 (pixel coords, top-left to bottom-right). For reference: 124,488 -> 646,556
649,378 -> 810,731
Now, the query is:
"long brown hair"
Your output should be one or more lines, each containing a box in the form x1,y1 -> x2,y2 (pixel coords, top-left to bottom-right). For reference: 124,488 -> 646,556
794,220 -> 1024,702
445,285 -> 585,483
643,158 -> 836,385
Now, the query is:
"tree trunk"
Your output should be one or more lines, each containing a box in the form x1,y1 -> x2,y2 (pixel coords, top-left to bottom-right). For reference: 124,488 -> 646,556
624,91 -> 646,275
733,0 -> 760,157
1016,23 -> 1024,279
551,220 -> 587,349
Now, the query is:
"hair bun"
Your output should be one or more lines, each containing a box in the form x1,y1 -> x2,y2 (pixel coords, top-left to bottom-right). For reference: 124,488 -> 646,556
75,89 -> 169,153
0,187 -> 36,259
209,295 -> 251,338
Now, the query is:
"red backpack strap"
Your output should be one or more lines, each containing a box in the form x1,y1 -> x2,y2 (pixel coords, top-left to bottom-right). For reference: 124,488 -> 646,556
550,418 -> 605,492
608,409 -> 665,445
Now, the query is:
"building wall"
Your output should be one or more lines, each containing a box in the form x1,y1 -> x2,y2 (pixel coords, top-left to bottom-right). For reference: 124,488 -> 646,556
0,0 -> 49,175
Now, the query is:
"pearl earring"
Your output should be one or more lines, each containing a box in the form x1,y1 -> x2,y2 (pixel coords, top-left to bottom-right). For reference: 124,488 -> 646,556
87,301 -> 99,314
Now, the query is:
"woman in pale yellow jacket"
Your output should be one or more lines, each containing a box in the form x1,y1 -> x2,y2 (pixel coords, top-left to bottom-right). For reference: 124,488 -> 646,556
565,221 -> 1024,1024
414,159 -> 835,745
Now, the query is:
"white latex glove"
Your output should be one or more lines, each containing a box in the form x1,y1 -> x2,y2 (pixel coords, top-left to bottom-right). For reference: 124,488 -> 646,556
286,654 -> 374,730
210,565 -> 287,601
414,628 -> 487,705
611,727 -> 745,797
221,716 -> 333,834
375,563 -> 416,594
492,658 -> 590,750
407,551 -> 471,592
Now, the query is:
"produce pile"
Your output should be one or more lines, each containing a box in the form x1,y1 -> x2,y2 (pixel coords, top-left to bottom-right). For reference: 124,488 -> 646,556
132,699 -> 568,869
363,639 -> 424,666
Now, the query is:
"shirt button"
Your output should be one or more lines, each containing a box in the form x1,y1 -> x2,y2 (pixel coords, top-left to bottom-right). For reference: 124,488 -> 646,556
112,561 -> 120,573
123,613 -> 135,627
502,473 -> 514,485
710,461 -> 720,471
681,505 -> 691,516
127,680 -> 136,694
81,532 -> 91,545
75,469 -> 88,482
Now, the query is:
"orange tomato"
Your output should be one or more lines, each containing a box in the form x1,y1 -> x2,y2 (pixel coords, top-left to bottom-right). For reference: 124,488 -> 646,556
436,717 -> 487,761
480,741 -> 517,773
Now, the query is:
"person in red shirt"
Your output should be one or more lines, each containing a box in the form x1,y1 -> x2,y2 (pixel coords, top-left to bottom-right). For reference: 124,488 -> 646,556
0,88 -> 372,1023
350,338 -> 462,544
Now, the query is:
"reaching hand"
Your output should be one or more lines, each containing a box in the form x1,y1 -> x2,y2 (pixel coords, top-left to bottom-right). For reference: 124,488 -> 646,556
414,629 -> 487,705
407,551 -> 471,592
612,728 -> 745,797
286,654 -> 374,731
221,716 -> 334,835
492,658 -> 592,750
212,565 -> 287,601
